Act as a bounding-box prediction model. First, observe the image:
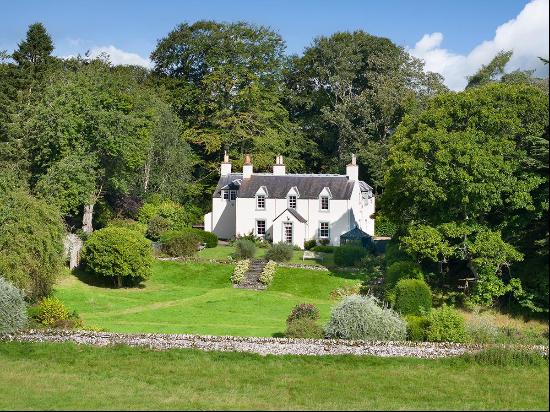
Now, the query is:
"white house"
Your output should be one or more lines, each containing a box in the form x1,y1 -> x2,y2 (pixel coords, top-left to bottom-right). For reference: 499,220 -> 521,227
203,153 -> 375,249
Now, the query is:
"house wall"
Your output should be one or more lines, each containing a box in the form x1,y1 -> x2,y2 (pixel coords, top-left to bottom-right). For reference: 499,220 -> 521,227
210,197 -> 236,239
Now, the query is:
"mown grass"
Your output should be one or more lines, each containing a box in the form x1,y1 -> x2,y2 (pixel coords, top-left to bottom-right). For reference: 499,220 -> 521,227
0,341 -> 547,410
54,260 -> 357,336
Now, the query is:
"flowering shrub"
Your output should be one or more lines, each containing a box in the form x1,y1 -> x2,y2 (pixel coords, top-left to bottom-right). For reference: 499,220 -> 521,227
231,260 -> 250,285
259,261 -> 277,285
330,283 -> 361,300
287,303 -> 320,324
35,297 -> 69,327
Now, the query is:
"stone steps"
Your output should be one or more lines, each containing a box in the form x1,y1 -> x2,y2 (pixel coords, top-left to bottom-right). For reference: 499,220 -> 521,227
235,259 -> 267,290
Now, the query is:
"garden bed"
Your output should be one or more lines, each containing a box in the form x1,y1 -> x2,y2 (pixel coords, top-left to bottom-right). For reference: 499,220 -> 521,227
2,329 -> 547,358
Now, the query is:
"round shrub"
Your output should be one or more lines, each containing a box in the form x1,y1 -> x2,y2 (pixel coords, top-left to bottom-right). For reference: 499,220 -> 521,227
0,277 -> 27,333
287,303 -> 320,324
394,278 -> 432,315
334,245 -> 368,267
35,297 -> 69,327
82,227 -> 153,287
405,315 -> 428,341
234,239 -> 256,259
426,305 -> 466,343
385,261 -> 424,290
265,242 -> 294,262
304,239 -> 317,250
311,245 -> 336,253
325,295 -> 407,341
285,318 -> 325,339
160,230 -> 200,257
199,231 -> 218,248
107,219 -> 147,236
146,215 -> 172,241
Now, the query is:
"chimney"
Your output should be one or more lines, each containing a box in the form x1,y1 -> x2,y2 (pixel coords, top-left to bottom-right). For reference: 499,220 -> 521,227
220,151 -> 231,176
272,155 -> 286,175
243,154 -> 253,179
346,153 -> 359,181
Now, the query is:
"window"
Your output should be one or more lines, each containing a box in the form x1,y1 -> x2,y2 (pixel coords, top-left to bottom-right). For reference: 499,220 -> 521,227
319,222 -> 329,238
288,195 -> 297,209
320,196 -> 329,210
229,190 -> 237,201
256,195 -> 265,209
256,220 -> 266,236
222,190 -> 229,200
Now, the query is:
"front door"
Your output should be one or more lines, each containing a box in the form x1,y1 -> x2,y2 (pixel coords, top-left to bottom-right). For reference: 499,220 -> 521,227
283,222 -> 293,244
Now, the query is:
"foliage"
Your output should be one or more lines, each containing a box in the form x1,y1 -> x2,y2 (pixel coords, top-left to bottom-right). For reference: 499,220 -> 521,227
138,199 -> 202,236
199,231 -> 218,248
465,313 -> 501,344
459,348 -> 548,367
0,188 -> 64,301
286,303 -> 320,324
259,260 -> 277,285
325,295 -> 407,341
394,278 -> 432,316
311,245 -> 336,253
146,215 -> 172,241
234,239 -> 256,259
466,50 -> 513,89
265,242 -> 293,262
231,260 -> 250,285
285,317 -> 325,339
381,83 -> 548,312
159,230 -> 200,257
107,219 -> 147,236
329,283 -> 361,300
0,277 -> 27,333
404,315 -> 428,342
34,297 -> 69,327
385,261 -> 423,290
333,245 -> 368,267
82,227 -> 153,287
375,213 -> 397,237
425,306 -> 466,343
304,239 -> 317,250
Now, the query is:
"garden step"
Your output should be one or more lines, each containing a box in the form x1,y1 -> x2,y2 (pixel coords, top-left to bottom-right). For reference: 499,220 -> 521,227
235,259 -> 268,291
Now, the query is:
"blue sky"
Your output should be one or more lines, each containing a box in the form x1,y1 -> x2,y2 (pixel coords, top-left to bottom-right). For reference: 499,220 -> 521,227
1,0 -> 548,90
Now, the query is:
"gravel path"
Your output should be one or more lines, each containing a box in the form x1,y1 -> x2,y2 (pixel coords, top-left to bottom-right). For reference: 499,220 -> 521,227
2,330 -> 548,358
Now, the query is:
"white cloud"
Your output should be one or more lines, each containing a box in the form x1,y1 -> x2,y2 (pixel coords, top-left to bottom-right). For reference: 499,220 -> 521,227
88,45 -> 152,69
409,0 -> 549,90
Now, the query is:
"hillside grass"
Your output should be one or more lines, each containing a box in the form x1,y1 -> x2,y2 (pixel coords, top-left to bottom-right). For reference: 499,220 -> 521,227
0,341 -> 547,410
54,260 -> 356,336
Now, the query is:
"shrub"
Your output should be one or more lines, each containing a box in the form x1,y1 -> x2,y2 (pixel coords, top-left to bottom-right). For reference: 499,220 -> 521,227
265,242 -> 293,262
231,260 -> 250,285
385,261 -> 424,290
0,277 -> 27,333
159,230 -> 200,257
384,241 -> 411,266
107,218 -> 147,236
234,239 -> 256,259
426,305 -> 466,343
287,303 -> 320,324
311,245 -> 336,253
304,239 -> 317,250
259,261 -> 277,285
285,318 -> 325,339
35,297 -> 69,327
394,278 -> 432,315
334,245 -> 368,267
319,238 -> 330,246
465,313 -> 501,343
375,214 -> 397,237
325,295 -> 407,341
82,227 -> 153,287
138,199 -> 201,229
199,231 -> 218,248
405,315 -> 428,341
330,283 -> 361,300
146,215 -> 172,241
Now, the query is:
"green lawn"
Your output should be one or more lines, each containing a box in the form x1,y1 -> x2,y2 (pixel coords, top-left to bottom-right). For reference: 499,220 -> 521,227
197,245 -> 335,266
0,341 -> 547,410
54,260 -> 356,336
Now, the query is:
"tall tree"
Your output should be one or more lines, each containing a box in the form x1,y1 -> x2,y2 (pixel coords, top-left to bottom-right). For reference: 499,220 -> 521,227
284,31 -> 446,190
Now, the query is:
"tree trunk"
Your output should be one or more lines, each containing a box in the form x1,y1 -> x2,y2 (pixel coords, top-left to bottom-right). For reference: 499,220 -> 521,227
116,276 -> 122,288
82,203 -> 95,234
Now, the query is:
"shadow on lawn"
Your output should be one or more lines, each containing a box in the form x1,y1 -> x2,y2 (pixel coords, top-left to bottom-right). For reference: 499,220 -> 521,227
72,267 -> 146,289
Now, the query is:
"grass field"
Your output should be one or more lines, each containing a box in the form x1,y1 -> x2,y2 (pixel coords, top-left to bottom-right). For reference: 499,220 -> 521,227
0,341 -> 547,410
54,260 -> 357,336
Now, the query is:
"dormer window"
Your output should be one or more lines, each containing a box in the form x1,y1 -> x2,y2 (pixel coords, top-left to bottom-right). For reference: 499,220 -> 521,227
288,195 -> 297,209
230,190 -> 237,201
320,196 -> 329,210
222,190 -> 229,200
256,194 -> 265,209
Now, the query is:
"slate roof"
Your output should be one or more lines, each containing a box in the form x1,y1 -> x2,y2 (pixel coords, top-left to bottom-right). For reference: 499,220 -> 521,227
273,208 -> 308,223
340,227 -> 372,240
213,173 -> 356,200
